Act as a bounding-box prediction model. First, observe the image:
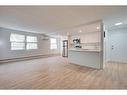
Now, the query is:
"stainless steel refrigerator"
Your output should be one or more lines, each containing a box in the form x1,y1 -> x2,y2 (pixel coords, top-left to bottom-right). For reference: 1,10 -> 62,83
62,40 -> 68,57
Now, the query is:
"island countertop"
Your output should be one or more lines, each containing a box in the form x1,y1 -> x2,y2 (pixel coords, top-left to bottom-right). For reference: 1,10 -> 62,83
68,48 -> 100,52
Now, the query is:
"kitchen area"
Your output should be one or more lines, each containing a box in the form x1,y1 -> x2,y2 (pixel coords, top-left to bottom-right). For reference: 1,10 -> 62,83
62,21 -> 104,69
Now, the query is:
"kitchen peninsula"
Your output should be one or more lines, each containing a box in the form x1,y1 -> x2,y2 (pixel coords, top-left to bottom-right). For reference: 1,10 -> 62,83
67,21 -> 103,69
68,48 -> 102,69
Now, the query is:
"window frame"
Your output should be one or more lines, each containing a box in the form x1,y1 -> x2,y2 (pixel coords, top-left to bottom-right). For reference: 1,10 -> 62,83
50,38 -> 57,50
26,36 -> 38,50
10,33 -> 38,50
10,33 -> 25,50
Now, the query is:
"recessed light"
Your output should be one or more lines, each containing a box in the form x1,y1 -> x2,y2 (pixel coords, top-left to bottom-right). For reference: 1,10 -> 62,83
79,30 -> 82,33
115,22 -> 123,26
96,27 -> 100,30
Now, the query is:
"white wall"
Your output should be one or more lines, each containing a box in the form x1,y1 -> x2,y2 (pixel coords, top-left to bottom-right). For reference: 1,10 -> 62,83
104,29 -> 111,62
105,28 -> 127,63
0,27 -> 60,60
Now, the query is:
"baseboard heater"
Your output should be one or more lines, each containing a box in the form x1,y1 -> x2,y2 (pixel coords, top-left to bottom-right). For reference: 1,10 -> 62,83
0,54 -> 60,63
107,61 -> 127,64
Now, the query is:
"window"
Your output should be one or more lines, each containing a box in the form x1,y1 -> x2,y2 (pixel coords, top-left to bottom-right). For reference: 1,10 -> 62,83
10,34 -> 25,50
10,34 -> 38,50
26,36 -> 38,50
50,38 -> 57,49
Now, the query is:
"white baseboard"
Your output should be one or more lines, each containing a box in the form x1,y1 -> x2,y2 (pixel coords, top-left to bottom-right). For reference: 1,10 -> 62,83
107,60 -> 127,64
0,53 -> 60,63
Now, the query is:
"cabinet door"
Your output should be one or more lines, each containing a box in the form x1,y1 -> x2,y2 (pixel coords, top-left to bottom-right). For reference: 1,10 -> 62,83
80,35 -> 85,43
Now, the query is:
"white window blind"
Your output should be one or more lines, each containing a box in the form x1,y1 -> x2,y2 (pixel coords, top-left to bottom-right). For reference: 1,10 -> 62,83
26,36 -> 37,42
10,34 -> 25,50
26,36 -> 38,50
50,38 -> 57,49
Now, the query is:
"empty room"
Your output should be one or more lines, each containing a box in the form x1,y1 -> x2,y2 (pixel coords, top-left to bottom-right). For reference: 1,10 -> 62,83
0,6 -> 127,89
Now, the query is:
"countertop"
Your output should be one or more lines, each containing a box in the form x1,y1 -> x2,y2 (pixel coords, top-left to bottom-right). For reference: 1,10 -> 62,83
68,48 -> 100,52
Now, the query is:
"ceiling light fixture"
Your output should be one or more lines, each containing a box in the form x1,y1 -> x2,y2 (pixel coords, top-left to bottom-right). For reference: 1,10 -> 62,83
96,27 -> 100,30
115,22 -> 123,26
79,30 -> 82,33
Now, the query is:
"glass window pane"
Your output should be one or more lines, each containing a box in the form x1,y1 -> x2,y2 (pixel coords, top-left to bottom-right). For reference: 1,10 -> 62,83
27,36 -> 37,42
50,38 -> 57,49
27,43 -> 38,50
51,44 -> 57,49
11,42 -> 25,50
10,34 -> 25,42
50,38 -> 56,44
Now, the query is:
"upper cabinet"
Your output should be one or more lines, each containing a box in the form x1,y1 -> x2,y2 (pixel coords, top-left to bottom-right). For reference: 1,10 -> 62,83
70,21 -> 101,44
70,32 -> 100,44
68,21 -> 103,50
80,32 -> 101,43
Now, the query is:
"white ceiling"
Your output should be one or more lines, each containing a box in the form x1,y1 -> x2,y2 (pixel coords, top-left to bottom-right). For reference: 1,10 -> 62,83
0,6 -> 127,35
60,21 -> 101,35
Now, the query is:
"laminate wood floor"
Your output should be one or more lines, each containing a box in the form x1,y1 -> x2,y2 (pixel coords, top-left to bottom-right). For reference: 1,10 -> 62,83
0,56 -> 127,89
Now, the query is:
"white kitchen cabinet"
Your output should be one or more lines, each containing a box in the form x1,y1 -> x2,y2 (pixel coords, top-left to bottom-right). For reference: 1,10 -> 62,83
76,32 -> 101,44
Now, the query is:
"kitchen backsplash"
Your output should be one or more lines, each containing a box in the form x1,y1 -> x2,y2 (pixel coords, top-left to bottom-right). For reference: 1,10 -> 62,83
71,42 -> 100,50
70,31 -> 100,50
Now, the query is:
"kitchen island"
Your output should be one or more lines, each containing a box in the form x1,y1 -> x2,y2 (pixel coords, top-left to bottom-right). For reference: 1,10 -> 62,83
68,48 -> 103,69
